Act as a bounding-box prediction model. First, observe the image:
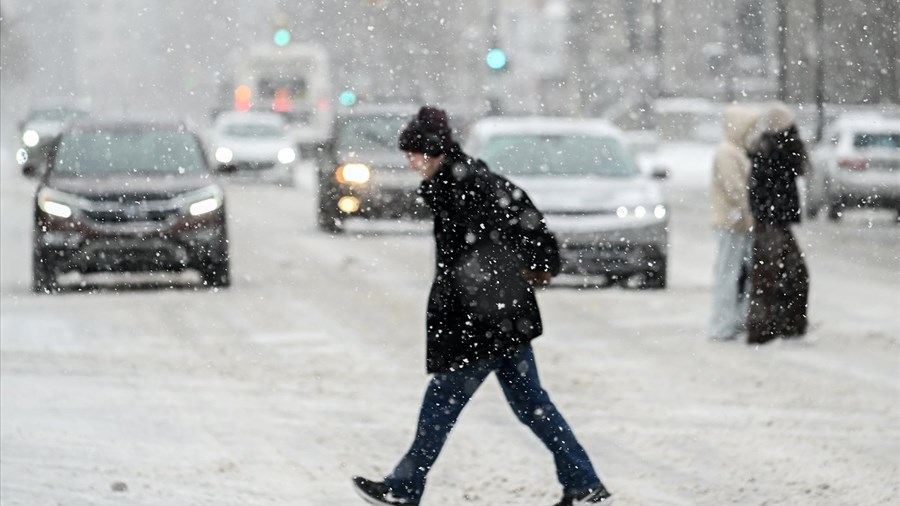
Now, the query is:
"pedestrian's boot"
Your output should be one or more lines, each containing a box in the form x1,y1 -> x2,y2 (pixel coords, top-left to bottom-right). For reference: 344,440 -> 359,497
552,485 -> 613,505
352,477 -> 419,506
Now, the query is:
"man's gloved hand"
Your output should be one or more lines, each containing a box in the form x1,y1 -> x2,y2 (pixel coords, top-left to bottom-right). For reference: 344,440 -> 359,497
522,270 -> 552,287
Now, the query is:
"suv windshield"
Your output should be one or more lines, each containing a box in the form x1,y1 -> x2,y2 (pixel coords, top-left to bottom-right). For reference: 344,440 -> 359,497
854,133 -> 900,149
53,129 -> 207,177
479,134 -> 640,177
336,115 -> 408,153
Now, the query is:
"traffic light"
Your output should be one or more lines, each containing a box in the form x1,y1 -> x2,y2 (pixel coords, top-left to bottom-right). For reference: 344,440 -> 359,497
485,48 -> 508,71
271,11 -> 293,47
338,90 -> 357,107
273,28 -> 291,47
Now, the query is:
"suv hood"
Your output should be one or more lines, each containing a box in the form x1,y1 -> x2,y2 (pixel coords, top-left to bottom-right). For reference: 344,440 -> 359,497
47,174 -> 216,201
505,175 -> 664,214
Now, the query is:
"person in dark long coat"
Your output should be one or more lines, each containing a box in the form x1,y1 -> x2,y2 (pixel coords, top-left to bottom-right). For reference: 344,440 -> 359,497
746,102 -> 810,344
352,106 -> 611,506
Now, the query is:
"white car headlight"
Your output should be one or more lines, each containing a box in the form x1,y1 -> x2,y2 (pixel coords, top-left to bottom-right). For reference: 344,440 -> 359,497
336,163 -> 371,184
184,185 -> 225,216
215,147 -> 233,164
277,147 -> 296,164
22,130 -> 40,147
16,148 -> 29,164
654,205 -> 667,219
37,187 -> 83,218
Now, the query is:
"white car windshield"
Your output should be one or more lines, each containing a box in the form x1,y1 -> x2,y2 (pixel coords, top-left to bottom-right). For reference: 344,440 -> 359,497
479,134 -> 640,177
53,129 -> 207,177
853,132 -> 900,149
223,123 -> 284,138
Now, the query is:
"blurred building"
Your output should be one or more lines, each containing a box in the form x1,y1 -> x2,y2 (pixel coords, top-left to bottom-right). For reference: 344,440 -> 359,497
559,0 -> 899,112
2,0 -> 896,127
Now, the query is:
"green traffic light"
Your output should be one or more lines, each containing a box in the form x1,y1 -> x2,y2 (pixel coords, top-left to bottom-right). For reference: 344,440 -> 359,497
486,48 -> 507,70
273,28 -> 291,47
339,90 -> 357,107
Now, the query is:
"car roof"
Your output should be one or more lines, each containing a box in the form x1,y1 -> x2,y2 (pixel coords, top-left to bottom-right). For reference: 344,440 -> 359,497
27,97 -> 92,112
469,116 -> 624,138
831,114 -> 900,132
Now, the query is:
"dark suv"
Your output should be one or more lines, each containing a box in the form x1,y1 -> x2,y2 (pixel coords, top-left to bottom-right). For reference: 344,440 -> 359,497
32,121 -> 230,292
316,105 -> 428,232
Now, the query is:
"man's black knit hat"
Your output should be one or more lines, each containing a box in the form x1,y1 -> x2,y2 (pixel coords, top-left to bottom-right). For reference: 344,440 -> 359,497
398,106 -> 453,156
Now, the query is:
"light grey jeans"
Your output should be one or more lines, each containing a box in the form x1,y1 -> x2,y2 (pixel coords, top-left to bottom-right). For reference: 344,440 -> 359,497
708,228 -> 752,340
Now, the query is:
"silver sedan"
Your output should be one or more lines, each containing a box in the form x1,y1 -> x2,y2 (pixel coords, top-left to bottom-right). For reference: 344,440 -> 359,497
464,117 -> 669,288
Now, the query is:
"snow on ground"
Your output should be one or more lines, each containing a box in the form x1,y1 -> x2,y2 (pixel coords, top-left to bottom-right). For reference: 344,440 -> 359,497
1,142 -> 898,506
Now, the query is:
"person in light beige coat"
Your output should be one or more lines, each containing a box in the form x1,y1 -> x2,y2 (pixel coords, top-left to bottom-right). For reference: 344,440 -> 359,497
708,104 -> 759,340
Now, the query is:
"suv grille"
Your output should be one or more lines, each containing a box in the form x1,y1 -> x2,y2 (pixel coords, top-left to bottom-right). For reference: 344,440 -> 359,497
83,201 -> 181,223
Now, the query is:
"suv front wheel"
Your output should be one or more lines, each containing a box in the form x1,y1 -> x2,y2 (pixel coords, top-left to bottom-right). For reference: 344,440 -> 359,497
201,259 -> 230,288
32,248 -> 58,294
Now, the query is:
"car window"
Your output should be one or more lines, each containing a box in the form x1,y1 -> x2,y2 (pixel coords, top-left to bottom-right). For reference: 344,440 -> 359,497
53,129 -> 207,177
336,115 -> 408,153
478,134 -> 640,177
222,123 -> 283,138
853,132 -> 900,149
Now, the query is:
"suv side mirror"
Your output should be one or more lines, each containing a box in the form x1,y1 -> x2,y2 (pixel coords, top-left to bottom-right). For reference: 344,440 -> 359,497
22,163 -> 41,178
651,166 -> 669,180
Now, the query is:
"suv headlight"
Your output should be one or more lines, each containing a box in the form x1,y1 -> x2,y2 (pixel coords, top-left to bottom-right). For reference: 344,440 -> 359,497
183,185 -> 225,216
336,163 -> 370,184
37,187 -> 85,218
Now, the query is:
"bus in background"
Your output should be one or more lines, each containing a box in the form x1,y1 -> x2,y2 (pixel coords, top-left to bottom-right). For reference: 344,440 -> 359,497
227,42 -> 333,155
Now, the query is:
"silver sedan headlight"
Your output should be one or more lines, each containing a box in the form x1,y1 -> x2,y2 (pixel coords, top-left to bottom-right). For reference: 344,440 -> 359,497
182,185 -> 225,216
616,204 -> 666,219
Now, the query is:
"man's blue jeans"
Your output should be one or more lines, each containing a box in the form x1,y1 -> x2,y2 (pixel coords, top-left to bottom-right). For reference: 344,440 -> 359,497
383,345 -> 602,502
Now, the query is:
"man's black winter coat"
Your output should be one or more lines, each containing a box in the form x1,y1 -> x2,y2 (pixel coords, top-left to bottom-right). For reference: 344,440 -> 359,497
418,154 -> 560,373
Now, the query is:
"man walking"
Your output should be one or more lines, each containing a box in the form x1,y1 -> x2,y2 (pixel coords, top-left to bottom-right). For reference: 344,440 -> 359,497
352,106 -> 612,505
708,105 -> 759,341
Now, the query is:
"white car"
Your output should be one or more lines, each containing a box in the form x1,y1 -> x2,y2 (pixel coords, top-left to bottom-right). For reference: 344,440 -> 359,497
806,114 -> 900,221
207,111 -> 299,185
464,117 -> 669,288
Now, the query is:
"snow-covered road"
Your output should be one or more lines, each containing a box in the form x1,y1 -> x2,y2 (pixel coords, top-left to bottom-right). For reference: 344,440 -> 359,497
1,150 -> 898,505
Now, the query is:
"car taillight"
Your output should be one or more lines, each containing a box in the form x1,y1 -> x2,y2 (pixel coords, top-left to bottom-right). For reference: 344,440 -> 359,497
838,158 -> 867,171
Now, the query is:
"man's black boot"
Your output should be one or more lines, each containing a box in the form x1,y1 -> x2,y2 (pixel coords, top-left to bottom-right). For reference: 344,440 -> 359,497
352,476 -> 419,506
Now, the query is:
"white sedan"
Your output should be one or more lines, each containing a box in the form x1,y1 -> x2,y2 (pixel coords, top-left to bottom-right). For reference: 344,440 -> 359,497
806,114 -> 900,221
207,111 -> 299,185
